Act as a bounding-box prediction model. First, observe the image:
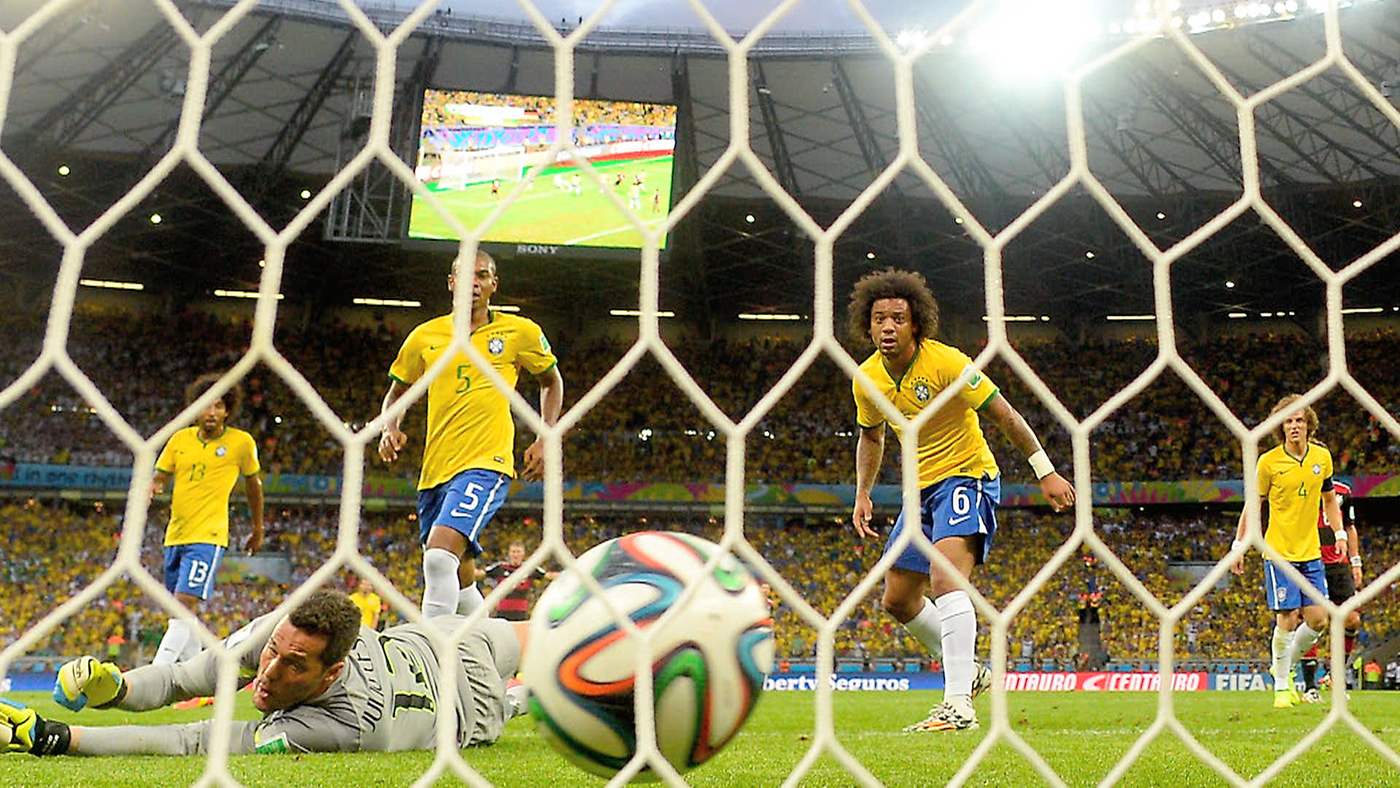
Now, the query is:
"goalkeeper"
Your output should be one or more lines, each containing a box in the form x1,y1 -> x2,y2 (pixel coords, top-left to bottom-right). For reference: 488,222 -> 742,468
0,590 -> 530,756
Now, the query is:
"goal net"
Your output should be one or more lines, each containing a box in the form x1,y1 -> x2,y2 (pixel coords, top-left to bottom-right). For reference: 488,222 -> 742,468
433,145 -> 528,191
1,0 -> 1398,786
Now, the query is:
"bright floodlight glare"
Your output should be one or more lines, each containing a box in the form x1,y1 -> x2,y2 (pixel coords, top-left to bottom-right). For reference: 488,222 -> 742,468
299,189 -> 311,199
744,214 -> 755,223
1156,211 -> 1166,219
1353,199 -> 1363,208
57,164 -> 70,176
149,213 -> 162,224
1226,280 -> 1236,288
866,251 -> 875,259
977,0 -> 1099,79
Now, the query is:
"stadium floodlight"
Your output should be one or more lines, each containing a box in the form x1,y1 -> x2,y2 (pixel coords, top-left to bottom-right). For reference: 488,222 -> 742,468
215,289 -> 283,300
352,297 -> 422,308
78,279 -> 143,291
492,304 -> 521,313
1340,307 -> 1385,314
299,189 -> 312,199
610,308 -> 675,318
57,164 -> 70,176
972,0 -> 1100,79
149,213 -> 162,224
737,313 -> 803,321
1228,312 -> 1249,318
895,28 -> 928,50
744,214 -> 755,223
1085,251 -> 1095,258
1106,314 -> 1156,321
983,315 -> 1041,322
1353,199 -> 1363,208
1226,280 -> 1236,288
1156,211 -> 1166,219
866,251 -> 875,259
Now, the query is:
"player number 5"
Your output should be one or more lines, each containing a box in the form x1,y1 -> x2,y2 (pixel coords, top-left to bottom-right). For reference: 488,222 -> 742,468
455,365 -> 471,394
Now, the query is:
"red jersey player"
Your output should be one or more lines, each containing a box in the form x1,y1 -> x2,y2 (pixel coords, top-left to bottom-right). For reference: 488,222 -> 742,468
1298,480 -> 1363,701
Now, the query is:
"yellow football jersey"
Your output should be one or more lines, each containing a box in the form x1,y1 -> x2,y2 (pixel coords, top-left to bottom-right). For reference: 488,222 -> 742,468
348,591 -> 382,627
155,426 -> 260,547
1259,442 -> 1334,562
852,339 -> 1000,488
389,311 -> 558,490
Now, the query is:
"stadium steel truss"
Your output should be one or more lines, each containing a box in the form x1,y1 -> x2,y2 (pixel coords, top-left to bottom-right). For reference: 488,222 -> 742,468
1,0 -> 1399,785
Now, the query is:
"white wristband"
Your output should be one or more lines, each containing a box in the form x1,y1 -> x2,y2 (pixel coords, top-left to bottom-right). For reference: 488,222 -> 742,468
1028,449 -> 1054,480
1333,530 -> 1347,543
1231,540 -> 1244,552
1350,555 -> 1362,568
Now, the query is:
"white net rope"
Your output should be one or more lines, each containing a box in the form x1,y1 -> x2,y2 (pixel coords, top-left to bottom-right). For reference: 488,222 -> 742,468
0,0 -> 1398,785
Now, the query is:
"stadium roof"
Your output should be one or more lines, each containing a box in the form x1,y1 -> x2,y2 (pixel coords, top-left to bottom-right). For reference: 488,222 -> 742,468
1,0 -> 1397,332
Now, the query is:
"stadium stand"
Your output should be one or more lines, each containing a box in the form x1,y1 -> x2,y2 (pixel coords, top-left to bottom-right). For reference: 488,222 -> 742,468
3,500 -> 1396,668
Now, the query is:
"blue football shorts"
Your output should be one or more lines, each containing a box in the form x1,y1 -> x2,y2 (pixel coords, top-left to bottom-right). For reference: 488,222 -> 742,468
163,543 -> 225,600
1264,558 -> 1329,611
886,475 -> 1001,574
416,468 -> 511,556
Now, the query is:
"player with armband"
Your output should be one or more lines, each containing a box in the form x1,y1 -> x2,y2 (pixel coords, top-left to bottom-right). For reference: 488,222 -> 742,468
0,591 -> 530,757
847,269 -> 1075,732
1297,479 -> 1363,702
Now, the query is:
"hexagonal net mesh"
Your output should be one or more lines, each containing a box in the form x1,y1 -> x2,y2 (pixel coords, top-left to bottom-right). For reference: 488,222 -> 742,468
3,0 -> 1400,786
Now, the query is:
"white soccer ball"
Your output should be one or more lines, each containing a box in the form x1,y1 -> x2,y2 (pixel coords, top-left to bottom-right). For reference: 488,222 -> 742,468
522,531 -> 774,781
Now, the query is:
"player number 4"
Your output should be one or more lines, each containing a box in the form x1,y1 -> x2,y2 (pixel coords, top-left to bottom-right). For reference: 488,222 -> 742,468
1298,483 -> 1308,498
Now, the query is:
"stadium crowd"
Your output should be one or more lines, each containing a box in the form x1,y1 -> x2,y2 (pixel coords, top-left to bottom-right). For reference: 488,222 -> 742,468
2,500 -> 1397,671
3,309 -> 1398,486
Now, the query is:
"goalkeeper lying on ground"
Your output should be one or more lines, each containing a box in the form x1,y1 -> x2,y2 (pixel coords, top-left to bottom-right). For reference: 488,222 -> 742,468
0,589 -> 530,756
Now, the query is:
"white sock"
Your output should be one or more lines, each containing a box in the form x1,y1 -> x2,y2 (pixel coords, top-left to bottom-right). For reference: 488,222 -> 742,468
1288,623 -> 1323,671
422,548 -> 461,618
903,598 -> 943,660
153,619 -> 191,666
935,590 -> 976,705
1271,624 -> 1292,690
457,583 -> 485,616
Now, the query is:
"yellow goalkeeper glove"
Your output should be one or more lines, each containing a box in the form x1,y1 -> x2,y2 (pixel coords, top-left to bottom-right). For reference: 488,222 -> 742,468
53,656 -> 124,711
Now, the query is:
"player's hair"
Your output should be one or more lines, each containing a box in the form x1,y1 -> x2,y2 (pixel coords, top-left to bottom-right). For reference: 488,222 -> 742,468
509,540 -> 526,550
1268,393 -> 1319,445
453,249 -> 497,277
184,372 -> 243,422
287,589 -> 364,668
845,268 -> 940,346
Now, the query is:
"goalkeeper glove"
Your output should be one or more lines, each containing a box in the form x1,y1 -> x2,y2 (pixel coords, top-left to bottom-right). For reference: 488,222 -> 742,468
53,656 -> 125,711
0,699 -> 70,756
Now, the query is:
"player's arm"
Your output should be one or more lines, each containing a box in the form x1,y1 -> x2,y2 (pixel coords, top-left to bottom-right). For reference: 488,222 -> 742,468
978,392 -> 1074,512
852,424 -> 885,539
378,378 -> 410,463
521,364 -> 564,482
150,470 -> 171,499
1346,518 -> 1361,585
243,473 -> 265,554
0,697 -> 265,757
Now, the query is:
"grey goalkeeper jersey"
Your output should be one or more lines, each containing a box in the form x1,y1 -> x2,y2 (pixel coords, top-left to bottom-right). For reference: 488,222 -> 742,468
82,614 -> 520,756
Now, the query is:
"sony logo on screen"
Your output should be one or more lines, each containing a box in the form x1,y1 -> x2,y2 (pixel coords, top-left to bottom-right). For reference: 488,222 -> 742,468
516,244 -> 560,256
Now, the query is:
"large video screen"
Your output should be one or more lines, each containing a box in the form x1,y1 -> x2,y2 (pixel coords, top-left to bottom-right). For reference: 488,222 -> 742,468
408,89 -> 677,252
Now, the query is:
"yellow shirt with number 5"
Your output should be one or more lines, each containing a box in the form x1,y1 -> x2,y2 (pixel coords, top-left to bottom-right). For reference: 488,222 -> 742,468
389,310 -> 557,490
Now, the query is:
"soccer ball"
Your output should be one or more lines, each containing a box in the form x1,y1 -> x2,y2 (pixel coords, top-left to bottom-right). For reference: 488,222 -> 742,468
522,531 -> 774,781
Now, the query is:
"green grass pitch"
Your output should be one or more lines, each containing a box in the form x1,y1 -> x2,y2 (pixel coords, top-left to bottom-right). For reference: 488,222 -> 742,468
408,157 -> 675,249
1,689 -> 1397,786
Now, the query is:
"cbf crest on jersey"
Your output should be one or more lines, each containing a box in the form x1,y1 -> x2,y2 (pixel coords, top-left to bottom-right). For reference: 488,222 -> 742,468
488,336 -> 506,355
912,381 -> 932,404
215,446 -> 227,457
1311,463 -> 1322,475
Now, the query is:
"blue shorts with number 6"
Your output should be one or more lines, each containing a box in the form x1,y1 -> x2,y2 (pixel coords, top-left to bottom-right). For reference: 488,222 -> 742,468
1265,558 -> 1328,611
163,543 -> 225,600
886,475 -> 1001,574
417,468 -> 511,556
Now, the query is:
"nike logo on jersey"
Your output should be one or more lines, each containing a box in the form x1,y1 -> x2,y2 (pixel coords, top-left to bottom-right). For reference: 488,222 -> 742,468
949,515 -> 972,526
450,502 -> 475,518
